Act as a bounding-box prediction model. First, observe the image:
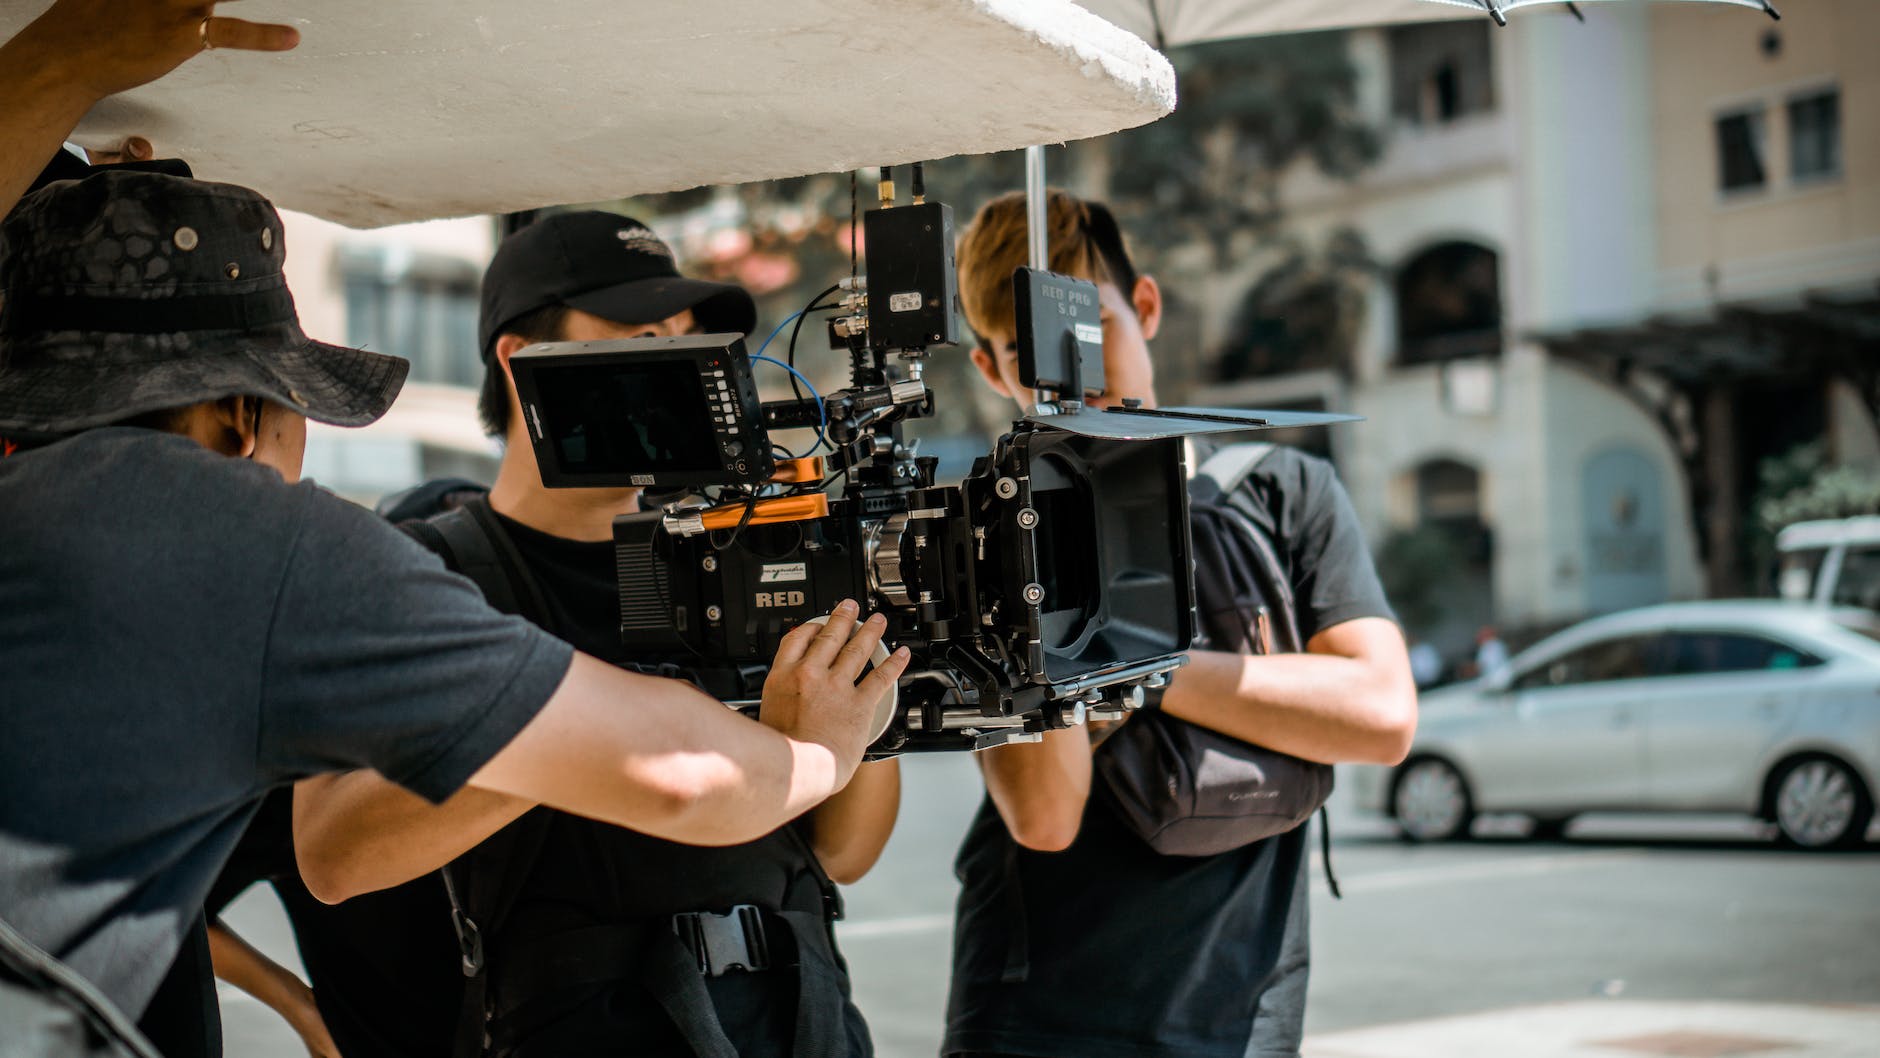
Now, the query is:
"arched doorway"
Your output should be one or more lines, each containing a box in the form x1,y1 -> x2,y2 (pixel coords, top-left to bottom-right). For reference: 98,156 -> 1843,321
1379,458 -> 1496,680
1395,241 -> 1502,366
1581,445 -> 1669,613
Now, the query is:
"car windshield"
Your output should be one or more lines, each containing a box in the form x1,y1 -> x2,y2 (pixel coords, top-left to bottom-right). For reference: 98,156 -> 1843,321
1774,546 -> 1827,601
1829,544 -> 1880,612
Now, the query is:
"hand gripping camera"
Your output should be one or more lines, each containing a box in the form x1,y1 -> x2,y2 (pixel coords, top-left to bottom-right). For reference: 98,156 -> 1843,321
509,191 -> 1351,753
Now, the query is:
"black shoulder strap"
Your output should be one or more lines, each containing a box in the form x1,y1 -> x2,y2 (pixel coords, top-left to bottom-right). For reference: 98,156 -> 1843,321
395,498 -> 561,1055
1220,503 -> 1304,654
1197,445 -> 1338,896
1196,444 -> 1303,653
403,496 -> 556,628
780,820 -> 846,926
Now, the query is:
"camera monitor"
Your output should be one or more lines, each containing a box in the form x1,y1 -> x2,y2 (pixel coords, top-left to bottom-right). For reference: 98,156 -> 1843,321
509,334 -> 775,489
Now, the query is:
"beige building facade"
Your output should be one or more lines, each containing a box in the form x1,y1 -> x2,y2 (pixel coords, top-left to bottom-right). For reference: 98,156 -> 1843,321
279,211 -> 500,504
1193,0 -> 1878,655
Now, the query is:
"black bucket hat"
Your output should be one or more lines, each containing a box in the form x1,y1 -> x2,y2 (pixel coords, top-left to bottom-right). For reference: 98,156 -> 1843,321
0,170 -> 407,435
477,211 -> 757,359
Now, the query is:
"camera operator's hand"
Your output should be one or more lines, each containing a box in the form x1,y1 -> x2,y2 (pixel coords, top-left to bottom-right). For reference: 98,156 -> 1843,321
761,600 -> 909,785
84,136 -> 156,166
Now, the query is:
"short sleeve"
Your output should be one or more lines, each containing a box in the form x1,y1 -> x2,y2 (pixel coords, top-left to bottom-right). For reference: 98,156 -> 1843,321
1273,451 -> 1395,642
257,486 -> 575,802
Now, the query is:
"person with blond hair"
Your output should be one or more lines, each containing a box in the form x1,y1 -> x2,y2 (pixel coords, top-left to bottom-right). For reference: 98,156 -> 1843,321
943,189 -> 1417,1058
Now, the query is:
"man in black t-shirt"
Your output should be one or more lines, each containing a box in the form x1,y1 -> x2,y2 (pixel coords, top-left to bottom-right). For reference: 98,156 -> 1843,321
943,190 -> 1418,1058
0,171 -> 904,1057
277,213 -> 897,1058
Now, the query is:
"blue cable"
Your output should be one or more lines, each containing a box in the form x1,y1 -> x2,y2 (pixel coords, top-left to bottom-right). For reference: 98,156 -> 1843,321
752,311 -> 800,361
750,348 -> 826,458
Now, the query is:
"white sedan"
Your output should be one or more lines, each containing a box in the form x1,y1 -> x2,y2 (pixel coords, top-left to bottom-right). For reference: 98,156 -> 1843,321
1346,601 -> 1880,848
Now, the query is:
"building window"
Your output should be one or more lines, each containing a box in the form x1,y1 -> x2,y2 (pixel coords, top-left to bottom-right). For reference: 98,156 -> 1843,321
1395,242 -> 1501,366
340,248 -> 482,388
1217,274 -> 1357,381
1787,88 -> 1840,183
1715,107 -> 1768,193
1388,22 -> 1495,127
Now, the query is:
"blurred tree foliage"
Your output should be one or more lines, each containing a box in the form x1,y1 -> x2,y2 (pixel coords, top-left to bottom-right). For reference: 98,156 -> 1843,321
1756,442 -> 1880,533
1375,524 -> 1466,635
1104,31 -> 1382,384
1214,227 -> 1374,379
1106,32 -> 1379,270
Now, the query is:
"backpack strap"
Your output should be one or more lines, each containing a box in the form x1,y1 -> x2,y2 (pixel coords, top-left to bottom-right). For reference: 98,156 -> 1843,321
1215,502 -> 1304,655
0,915 -> 165,1058
397,498 -> 561,1056
1195,441 -> 1275,497
1194,444 -> 1340,896
778,821 -> 846,927
401,496 -> 557,631
1195,443 -> 1303,653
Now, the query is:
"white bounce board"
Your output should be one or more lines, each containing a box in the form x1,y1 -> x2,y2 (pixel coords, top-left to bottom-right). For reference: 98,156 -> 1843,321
1,0 -> 1175,228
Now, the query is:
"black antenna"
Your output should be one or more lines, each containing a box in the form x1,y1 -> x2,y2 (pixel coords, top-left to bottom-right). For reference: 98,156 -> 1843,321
1565,1 -> 1585,23
911,162 -> 926,205
1760,0 -> 1781,19
1484,0 -> 1507,27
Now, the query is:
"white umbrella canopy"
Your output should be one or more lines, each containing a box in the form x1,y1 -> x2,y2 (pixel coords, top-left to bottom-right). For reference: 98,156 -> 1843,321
1070,0 -> 1469,47
0,0 -> 1176,227
1071,0 -> 1776,47
1422,0 -> 1779,27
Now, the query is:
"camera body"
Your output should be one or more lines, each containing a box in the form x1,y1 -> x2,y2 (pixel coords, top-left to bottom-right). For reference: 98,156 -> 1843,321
510,195 -> 1351,752
604,414 -> 1196,751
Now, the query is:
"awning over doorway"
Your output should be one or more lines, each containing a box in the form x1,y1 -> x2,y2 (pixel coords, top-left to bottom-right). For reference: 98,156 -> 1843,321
1532,283 -> 1880,594
1533,285 -> 1880,407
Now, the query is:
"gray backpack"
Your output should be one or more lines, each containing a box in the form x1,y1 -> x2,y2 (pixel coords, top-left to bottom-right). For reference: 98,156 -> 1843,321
1095,444 -> 1339,871
0,916 -> 162,1058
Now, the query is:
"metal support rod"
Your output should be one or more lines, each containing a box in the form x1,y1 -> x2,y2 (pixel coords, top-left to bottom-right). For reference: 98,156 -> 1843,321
1024,144 -> 1051,412
1024,145 -> 1048,271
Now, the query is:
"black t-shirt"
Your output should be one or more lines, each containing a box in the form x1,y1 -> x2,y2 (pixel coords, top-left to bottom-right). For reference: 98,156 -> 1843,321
0,430 -> 573,1030
224,506 -> 865,1058
944,446 -> 1393,1058
490,513 -> 634,663
476,513 -> 870,1058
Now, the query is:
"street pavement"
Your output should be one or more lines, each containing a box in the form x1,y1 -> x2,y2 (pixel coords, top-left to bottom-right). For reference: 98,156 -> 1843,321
220,753 -> 1880,1056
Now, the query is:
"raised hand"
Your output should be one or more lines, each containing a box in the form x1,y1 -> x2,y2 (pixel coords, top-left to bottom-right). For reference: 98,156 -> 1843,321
3,1 -> 303,216
21,0 -> 300,102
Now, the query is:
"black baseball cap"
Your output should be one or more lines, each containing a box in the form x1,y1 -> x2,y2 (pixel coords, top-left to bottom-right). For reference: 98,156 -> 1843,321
477,211 -> 757,359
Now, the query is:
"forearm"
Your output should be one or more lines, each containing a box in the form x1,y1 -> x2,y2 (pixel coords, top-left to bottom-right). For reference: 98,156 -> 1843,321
293,773 -> 534,903
809,759 -> 900,884
0,27 -> 97,217
207,922 -> 318,1036
467,653 -> 849,848
978,726 -> 1092,851
1159,626 -> 1416,765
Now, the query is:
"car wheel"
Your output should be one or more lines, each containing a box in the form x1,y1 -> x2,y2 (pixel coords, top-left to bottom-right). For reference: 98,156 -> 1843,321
1392,757 -> 1474,842
1529,815 -> 1575,841
1771,756 -> 1873,850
